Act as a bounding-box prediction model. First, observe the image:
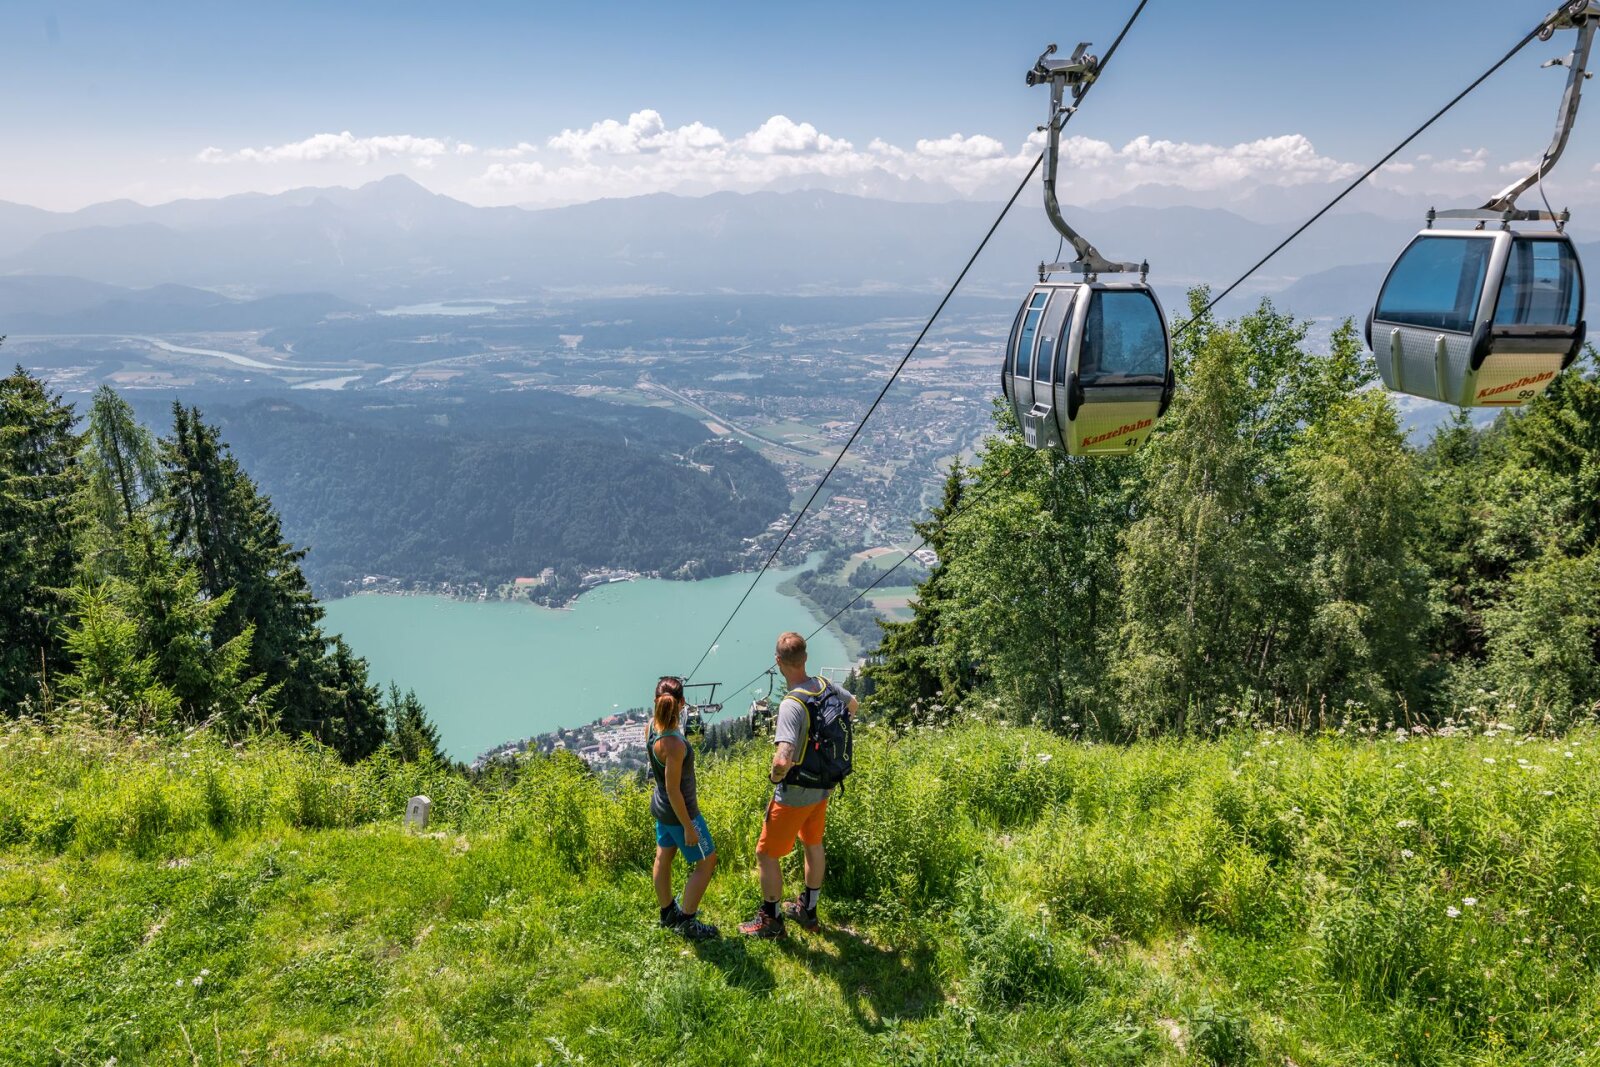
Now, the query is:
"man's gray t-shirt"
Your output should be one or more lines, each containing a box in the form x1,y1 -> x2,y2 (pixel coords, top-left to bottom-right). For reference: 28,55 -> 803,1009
773,678 -> 853,807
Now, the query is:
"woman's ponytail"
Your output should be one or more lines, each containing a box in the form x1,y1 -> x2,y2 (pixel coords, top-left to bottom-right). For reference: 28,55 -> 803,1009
654,693 -> 680,733
653,676 -> 684,733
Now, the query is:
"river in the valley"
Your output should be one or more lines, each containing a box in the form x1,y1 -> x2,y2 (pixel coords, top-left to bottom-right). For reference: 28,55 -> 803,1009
320,561 -> 849,761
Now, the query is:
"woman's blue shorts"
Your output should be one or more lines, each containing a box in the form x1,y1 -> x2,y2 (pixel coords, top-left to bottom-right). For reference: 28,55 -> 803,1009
656,814 -> 715,864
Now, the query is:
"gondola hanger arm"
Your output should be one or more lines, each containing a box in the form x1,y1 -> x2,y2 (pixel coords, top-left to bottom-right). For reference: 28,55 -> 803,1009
1027,40 -> 1145,277
1484,0 -> 1599,212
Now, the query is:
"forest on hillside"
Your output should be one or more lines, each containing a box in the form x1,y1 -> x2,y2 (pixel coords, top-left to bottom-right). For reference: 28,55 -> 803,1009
134,391 -> 789,593
0,368 -> 437,762
871,292 -> 1600,738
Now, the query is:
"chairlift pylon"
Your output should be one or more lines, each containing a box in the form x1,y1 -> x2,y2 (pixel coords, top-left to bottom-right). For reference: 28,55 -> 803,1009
1001,41 -> 1175,456
1367,1 -> 1595,408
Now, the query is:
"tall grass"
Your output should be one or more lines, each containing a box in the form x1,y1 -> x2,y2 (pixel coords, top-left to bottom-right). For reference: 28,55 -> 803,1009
3,714 -> 1599,1063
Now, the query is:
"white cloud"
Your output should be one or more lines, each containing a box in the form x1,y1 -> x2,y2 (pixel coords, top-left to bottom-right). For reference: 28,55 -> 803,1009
197,131 -> 455,165
485,142 -> 539,159
913,133 -> 1006,160
466,115 -> 1378,205
1432,148 -> 1488,174
1106,134 -> 1360,186
187,112 -> 1551,211
547,109 -> 726,159
739,115 -> 851,155
481,161 -> 549,186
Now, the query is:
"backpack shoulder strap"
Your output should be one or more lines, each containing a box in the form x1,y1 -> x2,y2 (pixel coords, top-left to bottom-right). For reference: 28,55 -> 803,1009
783,681 -> 823,756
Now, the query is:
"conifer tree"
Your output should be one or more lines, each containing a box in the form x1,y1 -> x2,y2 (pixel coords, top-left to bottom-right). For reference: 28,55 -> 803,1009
0,365 -> 84,711
56,581 -> 178,729
867,460 -> 969,726
160,404 -> 384,759
385,683 -> 444,763
80,385 -> 162,574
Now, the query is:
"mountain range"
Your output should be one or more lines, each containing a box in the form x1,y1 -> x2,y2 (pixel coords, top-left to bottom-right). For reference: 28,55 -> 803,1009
0,175 -> 1593,324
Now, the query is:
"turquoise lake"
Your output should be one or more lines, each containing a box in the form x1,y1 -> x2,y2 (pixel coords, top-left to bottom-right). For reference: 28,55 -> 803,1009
320,562 -> 849,761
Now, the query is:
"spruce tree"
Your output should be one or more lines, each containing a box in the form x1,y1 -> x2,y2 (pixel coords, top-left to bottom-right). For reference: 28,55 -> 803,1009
867,460 -> 968,726
160,404 -> 384,759
385,683 -> 444,763
0,365 -> 84,712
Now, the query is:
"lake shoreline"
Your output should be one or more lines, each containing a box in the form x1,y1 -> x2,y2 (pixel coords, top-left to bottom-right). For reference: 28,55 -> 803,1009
320,557 -> 852,761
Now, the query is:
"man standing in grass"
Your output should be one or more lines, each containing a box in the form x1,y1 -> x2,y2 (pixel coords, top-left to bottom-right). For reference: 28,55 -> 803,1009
740,632 -> 856,939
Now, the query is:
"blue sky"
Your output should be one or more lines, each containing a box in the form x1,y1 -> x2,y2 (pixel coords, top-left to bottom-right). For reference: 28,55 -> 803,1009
5,0 -> 1597,210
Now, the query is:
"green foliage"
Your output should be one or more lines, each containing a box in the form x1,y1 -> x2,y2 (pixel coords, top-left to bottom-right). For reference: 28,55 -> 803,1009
79,384 -> 162,575
197,393 -> 789,590
0,381 -> 404,760
869,462 -> 976,727
56,582 -> 181,729
3,719 -> 1600,1063
161,403 -> 387,759
886,303 -> 1600,737
385,683 -> 445,764
0,365 -> 84,712
1481,551 -> 1600,728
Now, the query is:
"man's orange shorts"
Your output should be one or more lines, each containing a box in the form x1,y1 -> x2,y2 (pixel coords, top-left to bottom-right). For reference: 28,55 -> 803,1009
756,796 -> 829,858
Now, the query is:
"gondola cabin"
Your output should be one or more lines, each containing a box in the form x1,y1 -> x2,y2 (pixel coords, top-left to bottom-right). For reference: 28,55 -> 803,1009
1001,280 -> 1173,455
1368,228 -> 1586,407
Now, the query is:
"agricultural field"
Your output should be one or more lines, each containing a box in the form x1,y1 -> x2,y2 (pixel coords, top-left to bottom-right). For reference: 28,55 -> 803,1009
3,717 -> 1598,1065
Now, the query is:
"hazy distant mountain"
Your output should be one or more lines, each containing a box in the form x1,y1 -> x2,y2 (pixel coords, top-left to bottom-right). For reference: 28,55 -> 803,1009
0,275 -> 361,333
0,176 -> 1592,314
1265,262 -> 1387,321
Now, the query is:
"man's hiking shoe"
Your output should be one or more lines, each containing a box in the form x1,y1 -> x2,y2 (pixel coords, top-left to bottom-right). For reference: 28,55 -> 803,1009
675,913 -> 720,941
738,909 -> 786,939
782,897 -> 821,933
658,902 -> 685,929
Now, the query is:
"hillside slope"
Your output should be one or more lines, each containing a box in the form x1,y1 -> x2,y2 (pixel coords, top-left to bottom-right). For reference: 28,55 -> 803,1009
2,720 -> 1598,1065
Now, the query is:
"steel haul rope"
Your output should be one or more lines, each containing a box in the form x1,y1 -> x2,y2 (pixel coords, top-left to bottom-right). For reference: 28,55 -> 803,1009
684,0 -> 1152,681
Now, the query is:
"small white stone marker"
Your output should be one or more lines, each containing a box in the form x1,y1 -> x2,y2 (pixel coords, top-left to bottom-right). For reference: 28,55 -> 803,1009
405,795 -> 432,830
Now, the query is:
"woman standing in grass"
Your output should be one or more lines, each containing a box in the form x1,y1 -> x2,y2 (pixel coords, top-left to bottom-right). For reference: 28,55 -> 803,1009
647,676 -> 719,940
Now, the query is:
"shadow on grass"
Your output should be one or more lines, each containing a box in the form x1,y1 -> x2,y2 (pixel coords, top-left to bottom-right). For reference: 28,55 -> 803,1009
690,936 -> 778,996
780,923 -> 944,1031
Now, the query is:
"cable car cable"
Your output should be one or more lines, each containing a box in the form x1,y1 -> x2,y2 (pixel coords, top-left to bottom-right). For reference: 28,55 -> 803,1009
1172,10 -> 1561,338
719,473 -> 1008,702
683,0 -> 1152,682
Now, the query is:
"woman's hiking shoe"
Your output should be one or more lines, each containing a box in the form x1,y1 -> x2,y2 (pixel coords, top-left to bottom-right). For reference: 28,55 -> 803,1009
738,909 -> 786,939
782,897 -> 821,932
675,913 -> 720,941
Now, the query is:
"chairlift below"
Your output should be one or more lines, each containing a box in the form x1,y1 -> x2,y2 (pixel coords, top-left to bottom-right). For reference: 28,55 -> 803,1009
679,681 -> 722,735
1004,42 -> 1174,455
1367,2 -> 1595,408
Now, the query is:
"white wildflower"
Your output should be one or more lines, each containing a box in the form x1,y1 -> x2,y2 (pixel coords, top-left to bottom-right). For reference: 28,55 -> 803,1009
1447,906 -> 1461,918
1463,897 -> 1477,907
1396,819 -> 1417,829
1038,753 -> 1052,764
1483,758 -> 1496,765
1401,849 -> 1415,859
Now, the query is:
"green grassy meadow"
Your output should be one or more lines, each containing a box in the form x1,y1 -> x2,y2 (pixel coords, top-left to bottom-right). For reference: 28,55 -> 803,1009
3,718 -> 1600,1065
